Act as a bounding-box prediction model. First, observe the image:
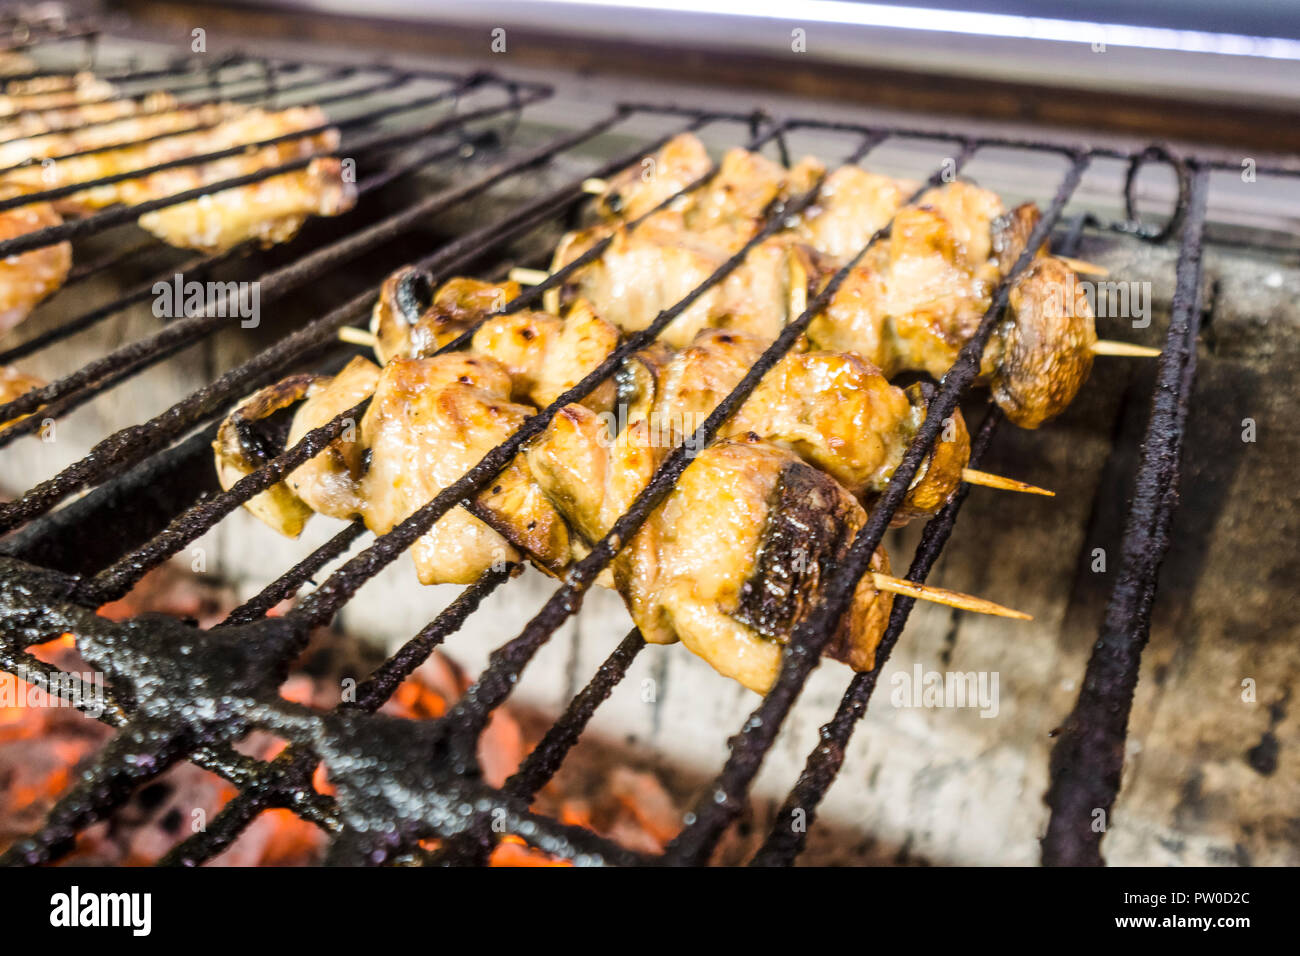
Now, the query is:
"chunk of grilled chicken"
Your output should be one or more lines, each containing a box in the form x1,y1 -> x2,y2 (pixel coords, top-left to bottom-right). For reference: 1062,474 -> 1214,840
0,183 -> 71,333
0,90 -> 176,143
370,270 -> 522,364
628,327 -> 970,520
551,221 -> 820,348
138,156 -> 355,253
470,298 -> 620,411
0,364 -> 44,428
369,267 -> 621,410
283,355 -> 380,520
594,131 -> 713,221
593,132 -> 823,248
214,352 -> 571,583
528,325 -> 969,567
359,354 -> 570,584
2,104 -> 354,251
0,71 -> 115,118
533,425 -> 893,694
805,195 -> 1093,427
794,164 -> 919,261
0,99 -> 244,170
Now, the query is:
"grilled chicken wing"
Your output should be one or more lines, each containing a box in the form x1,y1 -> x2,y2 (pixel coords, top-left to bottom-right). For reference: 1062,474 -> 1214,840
359,353 -> 570,584
0,183 -> 70,333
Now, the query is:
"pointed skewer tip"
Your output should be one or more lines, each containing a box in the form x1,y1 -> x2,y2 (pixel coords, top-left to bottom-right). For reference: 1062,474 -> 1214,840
1092,340 -> 1162,358
869,572 -> 1032,621
961,468 -> 1055,497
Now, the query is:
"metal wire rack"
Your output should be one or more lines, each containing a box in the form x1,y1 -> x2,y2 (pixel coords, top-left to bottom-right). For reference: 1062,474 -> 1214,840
0,14 -> 1296,867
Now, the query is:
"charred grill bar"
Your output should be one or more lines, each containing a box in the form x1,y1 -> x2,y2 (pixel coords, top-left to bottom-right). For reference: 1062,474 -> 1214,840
0,13 -> 1292,867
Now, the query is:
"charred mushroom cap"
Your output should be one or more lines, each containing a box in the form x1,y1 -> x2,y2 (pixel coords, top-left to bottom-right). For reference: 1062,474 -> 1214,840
213,374 -> 321,537
734,457 -> 892,674
370,265 -> 435,364
989,257 -> 1097,429
892,381 -> 971,524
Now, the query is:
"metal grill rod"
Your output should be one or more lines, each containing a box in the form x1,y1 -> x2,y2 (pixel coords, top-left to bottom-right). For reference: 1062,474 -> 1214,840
1041,163 -> 1211,867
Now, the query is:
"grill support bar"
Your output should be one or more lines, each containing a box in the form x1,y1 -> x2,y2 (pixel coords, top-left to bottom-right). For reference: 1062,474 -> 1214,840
1041,163 -> 1211,867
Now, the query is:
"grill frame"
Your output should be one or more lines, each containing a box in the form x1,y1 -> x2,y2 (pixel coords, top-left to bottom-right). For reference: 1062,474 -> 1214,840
0,13 -> 1294,867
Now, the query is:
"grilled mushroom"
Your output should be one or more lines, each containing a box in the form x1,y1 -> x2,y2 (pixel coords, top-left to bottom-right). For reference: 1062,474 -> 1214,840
213,374 -> 320,537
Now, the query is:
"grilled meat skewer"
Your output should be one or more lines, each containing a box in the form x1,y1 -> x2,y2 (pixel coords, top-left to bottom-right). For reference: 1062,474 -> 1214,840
574,133 -> 1101,428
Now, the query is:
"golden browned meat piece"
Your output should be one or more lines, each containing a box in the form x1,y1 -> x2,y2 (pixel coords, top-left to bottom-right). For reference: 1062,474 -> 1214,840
0,71 -> 115,117
551,221 -> 818,348
283,355 -> 381,520
0,183 -> 71,333
0,90 -> 176,144
794,164 -> 918,261
802,184 -> 1092,428
359,353 -> 570,584
370,270 -> 521,364
470,298 -> 619,411
0,98 -> 244,169
213,374 -> 319,537
0,364 -> 44,428
727,348 -> 917,497
632,329 -> 971,519
679,147 -> 824,248
2,104 -> 354,253
138,155 -> 355,253
0,53 -> 37,78
532,424 -> 892,693
596,132 -> 823,249
594,132 -> 712,222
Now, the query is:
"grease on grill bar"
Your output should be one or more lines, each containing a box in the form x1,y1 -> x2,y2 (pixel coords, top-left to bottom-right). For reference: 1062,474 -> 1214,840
0,13 -> 1293,868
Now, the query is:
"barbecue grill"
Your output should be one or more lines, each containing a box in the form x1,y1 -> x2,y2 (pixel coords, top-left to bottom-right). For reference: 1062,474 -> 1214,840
0,4 -> 1294,868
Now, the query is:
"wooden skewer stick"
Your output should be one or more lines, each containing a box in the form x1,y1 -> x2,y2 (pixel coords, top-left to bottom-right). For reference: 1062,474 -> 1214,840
1055,255 -> 1109,277
582,177 -> 608,195
509,267 -> 550,286
869,573 -> 1032,620
1092,340 -> 1162,358
961,468 -> 1054,497
338,326 -> 378,348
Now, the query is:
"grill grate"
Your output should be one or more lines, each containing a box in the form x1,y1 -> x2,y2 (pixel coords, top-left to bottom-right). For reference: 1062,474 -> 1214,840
0,14 -> 1295,867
